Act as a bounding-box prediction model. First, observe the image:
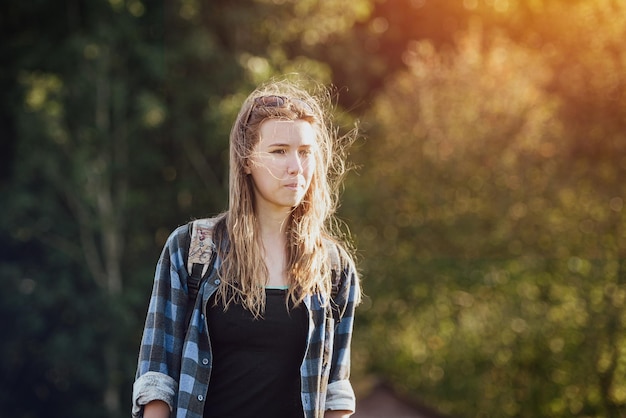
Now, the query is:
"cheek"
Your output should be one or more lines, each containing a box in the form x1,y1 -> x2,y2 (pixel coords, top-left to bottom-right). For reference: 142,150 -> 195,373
251,155 -> 277,172
304,155 -> 316,174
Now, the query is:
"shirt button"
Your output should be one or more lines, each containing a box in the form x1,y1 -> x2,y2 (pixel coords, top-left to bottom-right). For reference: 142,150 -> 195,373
198,395 -> 204,402
202,358 -> 209,365
214,279 -> 221,285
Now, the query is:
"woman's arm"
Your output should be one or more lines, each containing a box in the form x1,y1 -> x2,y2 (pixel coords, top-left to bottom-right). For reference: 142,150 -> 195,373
325,410 -> 352,418
325,256 -> 361,414
143,400 -> 170,418
132,226 -> 189,417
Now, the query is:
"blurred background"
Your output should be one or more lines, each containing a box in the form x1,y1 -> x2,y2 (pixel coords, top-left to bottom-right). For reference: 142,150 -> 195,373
1,0 -> 625,417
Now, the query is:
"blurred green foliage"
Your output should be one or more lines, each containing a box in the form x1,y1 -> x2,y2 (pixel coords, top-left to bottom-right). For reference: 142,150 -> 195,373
1,0 -> 625,417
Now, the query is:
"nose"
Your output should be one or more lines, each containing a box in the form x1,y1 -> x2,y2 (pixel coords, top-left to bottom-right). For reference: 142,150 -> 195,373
287,152 -> 303,175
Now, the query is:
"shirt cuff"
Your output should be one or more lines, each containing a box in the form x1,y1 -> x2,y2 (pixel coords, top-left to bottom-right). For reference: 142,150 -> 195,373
132,371 -> 177,417
325,379 -> 356,413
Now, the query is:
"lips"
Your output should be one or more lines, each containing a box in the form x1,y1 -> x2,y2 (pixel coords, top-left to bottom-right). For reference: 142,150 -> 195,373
285,182 -> 303,190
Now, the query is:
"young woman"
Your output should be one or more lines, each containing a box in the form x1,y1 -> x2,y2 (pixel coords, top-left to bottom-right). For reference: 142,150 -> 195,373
132,79 -> 361,418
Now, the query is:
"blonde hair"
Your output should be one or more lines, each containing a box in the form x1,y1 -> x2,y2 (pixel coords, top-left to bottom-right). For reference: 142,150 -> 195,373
213,78 -> 357,318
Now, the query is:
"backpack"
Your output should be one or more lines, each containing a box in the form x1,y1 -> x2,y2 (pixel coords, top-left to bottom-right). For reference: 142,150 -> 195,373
183,218 -> 346,326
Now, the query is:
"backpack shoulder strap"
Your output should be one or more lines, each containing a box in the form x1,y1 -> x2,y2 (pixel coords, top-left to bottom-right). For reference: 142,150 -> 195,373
326,241 -> 341,297
185,218 -> 218,325
187,218 -> 218,273
324,239 -> 348,322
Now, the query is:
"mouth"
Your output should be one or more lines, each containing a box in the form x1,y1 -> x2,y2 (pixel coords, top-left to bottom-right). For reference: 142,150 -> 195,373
285,182 -> 303,190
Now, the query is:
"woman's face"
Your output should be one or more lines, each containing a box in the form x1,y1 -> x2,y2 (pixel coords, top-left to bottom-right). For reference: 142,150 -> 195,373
246,119 -> 317,215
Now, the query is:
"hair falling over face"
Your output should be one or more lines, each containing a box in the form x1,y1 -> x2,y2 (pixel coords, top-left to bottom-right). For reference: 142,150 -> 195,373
211,78 -> 359,318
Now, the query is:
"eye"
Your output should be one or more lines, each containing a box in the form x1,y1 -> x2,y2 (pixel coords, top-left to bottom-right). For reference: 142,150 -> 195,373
270,148 -> 286,155
299,148 -> 312,156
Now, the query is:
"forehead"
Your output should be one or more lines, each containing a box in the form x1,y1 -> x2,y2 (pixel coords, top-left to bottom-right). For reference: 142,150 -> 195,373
257,119 -> 317,146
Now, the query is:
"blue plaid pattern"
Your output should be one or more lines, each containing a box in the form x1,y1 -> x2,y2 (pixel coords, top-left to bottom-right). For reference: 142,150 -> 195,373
133,225 -> 359,418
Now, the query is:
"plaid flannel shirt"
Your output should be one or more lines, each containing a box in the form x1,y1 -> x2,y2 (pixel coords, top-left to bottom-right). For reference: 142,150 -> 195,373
132,225 -> 359,418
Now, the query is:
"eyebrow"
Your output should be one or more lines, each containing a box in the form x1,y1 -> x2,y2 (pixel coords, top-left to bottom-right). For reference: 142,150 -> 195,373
267,143 -> 313,148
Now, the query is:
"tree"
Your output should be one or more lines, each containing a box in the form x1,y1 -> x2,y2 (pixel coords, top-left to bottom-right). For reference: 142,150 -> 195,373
344,2 -> 626,414
0,1 -> 371,416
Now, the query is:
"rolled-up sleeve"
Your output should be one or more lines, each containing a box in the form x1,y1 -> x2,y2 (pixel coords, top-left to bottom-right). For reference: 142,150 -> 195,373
325,379 -> 357,412
132,371 -> 177,417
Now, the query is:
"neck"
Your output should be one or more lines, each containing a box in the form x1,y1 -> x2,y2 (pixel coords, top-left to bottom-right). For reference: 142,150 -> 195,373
256,206 -> 291,238
255,209 -> 291,287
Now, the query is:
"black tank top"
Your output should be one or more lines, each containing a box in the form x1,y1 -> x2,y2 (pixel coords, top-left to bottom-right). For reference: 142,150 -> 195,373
203,288 -> 308,418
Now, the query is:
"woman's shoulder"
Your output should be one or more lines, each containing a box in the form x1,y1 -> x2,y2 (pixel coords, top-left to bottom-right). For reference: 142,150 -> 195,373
166,223 -> 192,248
162,215 -> 226,259
156,223 -> 192,268
165,215 -> 225,249
322,236 -> 356,273
322,236 -> 362,307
